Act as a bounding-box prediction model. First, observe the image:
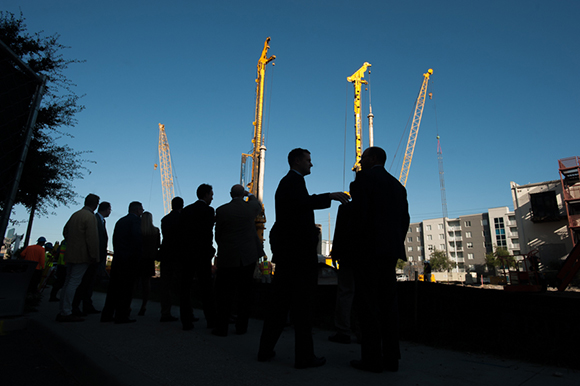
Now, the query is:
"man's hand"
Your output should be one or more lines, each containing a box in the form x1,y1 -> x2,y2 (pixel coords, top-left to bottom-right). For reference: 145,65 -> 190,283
329,192 -> 350,205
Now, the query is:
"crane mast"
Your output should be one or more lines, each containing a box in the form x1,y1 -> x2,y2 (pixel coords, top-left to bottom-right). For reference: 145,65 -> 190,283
347,62 -> 371,172
399,69 -> 433,187
158,123 -> 175,215
242,37 -> 275,243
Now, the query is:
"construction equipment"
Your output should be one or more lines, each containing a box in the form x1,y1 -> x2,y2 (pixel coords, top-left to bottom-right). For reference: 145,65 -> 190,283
556,242 -> 580,291
157,123 -> 175,215
347,62 -> 371,172
241,37 -> 275,243
398,69 -> 433,187
501,250 -> 546,292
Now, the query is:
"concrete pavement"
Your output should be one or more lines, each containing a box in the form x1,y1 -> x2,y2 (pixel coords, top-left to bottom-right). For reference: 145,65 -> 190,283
3,291 -> 579,386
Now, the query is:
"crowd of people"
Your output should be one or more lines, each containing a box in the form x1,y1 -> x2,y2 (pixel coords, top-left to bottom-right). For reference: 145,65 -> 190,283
21,146 -> 409,374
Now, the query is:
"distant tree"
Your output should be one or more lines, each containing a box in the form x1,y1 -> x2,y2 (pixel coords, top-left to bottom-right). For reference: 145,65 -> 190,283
485,247 -> 515,275
429,249 -> 453,272
396,258 -> 406,271
0,11 -> 92,219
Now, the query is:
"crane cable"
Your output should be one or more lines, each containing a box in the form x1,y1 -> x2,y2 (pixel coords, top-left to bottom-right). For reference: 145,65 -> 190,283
342,81 -> 349,191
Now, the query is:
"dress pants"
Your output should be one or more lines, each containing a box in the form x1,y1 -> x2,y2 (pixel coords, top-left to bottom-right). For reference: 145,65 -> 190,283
353,260 -> 400,367
180,258 -> 216,327
334,263 -> 355,335
101,264 -> 136,322
72,261 -> 98,311
59,263 -> 89,316
214,262 -> 255,334
259,260 -> 318,363
160,259 -> 181,317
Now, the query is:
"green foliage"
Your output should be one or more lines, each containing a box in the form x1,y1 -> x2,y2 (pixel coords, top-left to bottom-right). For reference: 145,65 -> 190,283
429,249 -> 453,272
485,247 -> 516,270
396,258 -> 406,270
0,11 -> 92,216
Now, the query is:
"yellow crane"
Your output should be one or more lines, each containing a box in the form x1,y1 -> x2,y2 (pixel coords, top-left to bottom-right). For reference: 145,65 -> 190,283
399,69 -> 433,187
347,62 -> 371,172
241,37 -> 275,243
157,123 -> 175,215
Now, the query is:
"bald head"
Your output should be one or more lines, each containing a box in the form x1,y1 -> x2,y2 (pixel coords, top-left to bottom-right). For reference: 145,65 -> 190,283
230,184 -> 246,198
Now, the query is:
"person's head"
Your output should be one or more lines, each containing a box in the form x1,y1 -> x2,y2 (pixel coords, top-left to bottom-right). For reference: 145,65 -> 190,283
128,201 -> 144,217
44,242 -> 53,251
171,196 -> 184,211
197,184 -> 213,205
360,146 -> 387,171
141,211 -> 157,235
37,236 -> 46,246
288,148 -> 312,176
98,202 -> 111,217
84,193 -> 100,212
230,184 -> 245,198
263,256 -> 268,261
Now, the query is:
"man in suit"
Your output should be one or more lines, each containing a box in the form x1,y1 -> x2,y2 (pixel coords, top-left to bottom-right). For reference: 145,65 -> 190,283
101,201 -> 143,324
258,148 -> 349,369
349,146 -> 410,373
57,194 -> 100,322
159,196 -> 184,322
179,184 -> 217,331
212,184 -> 262,337
72,201 -> 111,315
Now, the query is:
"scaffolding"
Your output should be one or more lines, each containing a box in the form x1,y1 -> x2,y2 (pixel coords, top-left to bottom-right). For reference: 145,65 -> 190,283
558,156 -> 580,246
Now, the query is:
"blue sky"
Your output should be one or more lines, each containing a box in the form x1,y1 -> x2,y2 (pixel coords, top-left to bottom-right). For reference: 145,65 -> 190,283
5,0 -> 580,255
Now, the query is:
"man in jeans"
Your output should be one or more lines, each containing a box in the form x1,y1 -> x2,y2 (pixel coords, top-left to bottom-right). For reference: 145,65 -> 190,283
56,194 -> 100,322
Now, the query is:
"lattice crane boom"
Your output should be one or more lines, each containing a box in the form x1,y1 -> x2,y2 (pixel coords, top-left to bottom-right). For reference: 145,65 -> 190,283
399,69 -> 433,187
158,123 -> 175,215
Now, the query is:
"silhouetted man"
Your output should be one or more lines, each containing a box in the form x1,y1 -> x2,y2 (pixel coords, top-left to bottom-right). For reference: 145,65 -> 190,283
57,194 -> 100,322
159,196 -> 184,322
179,184 -> 217,330
258,148 -> 349,369
349,146 -> 410,373
212,184 -> 262,337
101,201 -> 143,324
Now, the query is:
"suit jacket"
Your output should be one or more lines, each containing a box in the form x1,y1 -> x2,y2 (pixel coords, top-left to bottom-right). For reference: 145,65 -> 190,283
160,209 -> 181,263
350,165 -> 410,264
269,170 -> 331,264
63,206 -> 99,264
179,199 -> 216,262
215,195 -> 263,268
96,213 -> 108,263
112,213 -> 143,269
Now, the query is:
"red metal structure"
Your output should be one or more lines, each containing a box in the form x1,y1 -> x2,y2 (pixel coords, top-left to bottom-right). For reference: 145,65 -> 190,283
558,156 -> 580,246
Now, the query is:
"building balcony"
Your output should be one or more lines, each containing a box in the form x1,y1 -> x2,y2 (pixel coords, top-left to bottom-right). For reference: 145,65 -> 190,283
570,214 -> 580,228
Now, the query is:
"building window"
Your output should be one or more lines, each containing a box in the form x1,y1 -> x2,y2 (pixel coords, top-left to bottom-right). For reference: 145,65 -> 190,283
428,245 -> 434,251
417,237 -> 421,242
465,231 -> 472,238
464,221 -> 471,227
426,225 -> 432,231
408,227 -> 412,233
416,227 -> 421,232
510,227 -> 518,236
467,242 -> 473,249
418,246 -> 423,251
469,264 -> 475,270
530,191 -> 560,222
440,244 -> 445,250
438,223 -> 443,230
439,234 -> 445,239
482,219 -> 488,226
494,217 -> 507,247
408,246 -> 413,252
408,237 -> 413,242
427,235 -> 433,240
468,253 -> 474,260
418,255 -> 423,261
409,256 -> 413,262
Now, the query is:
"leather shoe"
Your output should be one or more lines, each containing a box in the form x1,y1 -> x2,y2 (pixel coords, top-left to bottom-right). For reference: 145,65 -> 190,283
328,332 -> 351,344
350,359 -> 383,373
257,350 -> 275,362
114,318 -> 136,324
84,308 -> 101,314
160,315 -> 179,322
295,356 -> 326,369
